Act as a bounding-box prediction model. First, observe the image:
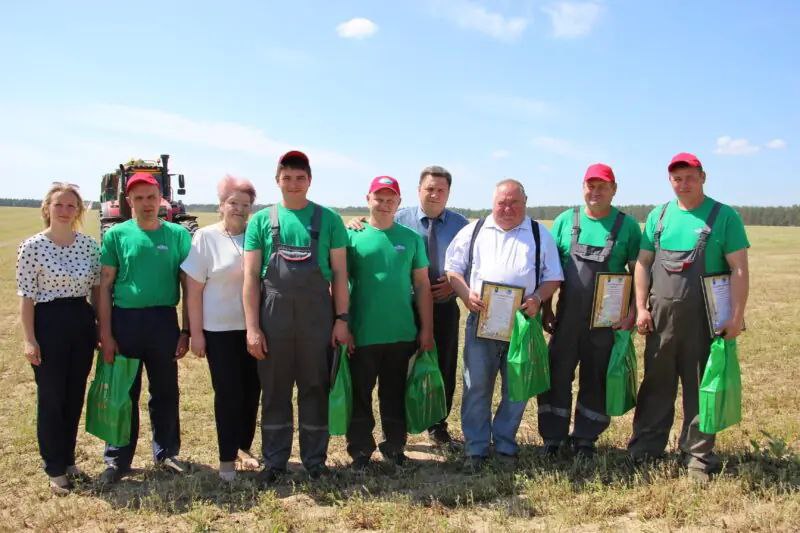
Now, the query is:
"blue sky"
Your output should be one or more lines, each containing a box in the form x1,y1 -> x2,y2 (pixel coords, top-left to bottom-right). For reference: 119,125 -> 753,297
1,1 -> 797,207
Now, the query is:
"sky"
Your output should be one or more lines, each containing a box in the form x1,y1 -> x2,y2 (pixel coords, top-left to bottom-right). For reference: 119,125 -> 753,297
1,0 -> 798,208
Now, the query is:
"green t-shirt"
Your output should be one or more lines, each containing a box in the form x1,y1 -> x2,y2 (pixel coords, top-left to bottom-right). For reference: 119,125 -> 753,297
100,220 -> 191,308
551,207 -> 642,273
244,202 -> 348,281
347,223 -> 429,347
641,196 -> 749,273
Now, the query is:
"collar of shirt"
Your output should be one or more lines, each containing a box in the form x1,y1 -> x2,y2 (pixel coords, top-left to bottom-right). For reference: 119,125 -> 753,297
415,205 -> 447,225
482,214 -> 530,232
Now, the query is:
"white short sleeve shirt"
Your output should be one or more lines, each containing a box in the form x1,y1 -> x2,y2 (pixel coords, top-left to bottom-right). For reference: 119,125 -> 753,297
444,215 -> 564,296
181,224 -> 246,332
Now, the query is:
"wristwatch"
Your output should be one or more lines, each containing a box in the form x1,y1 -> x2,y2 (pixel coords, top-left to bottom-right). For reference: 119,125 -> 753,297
335,313 -> 350,324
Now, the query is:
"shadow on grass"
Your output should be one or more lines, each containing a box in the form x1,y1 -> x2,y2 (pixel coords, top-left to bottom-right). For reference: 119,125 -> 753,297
83,442 -> 800,517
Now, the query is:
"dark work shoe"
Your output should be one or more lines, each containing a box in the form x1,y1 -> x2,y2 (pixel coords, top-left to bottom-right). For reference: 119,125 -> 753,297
428,426 -> 453,446
383,451 -> 408,467
351,455 -> 371,471
462,455 -> 486,475
256,466 -> 286,487
541,443 -> 561,457
98,466 -> 129,486
307,464 -> 331,480
494,452 -> 519,469
573,444 -> 597,458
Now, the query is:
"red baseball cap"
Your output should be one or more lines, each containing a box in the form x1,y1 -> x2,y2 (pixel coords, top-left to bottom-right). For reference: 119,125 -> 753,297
668,152 -> 702,172
368,175 -> 401,196
583,163 -> 615,183
126,172 -> 159,194
278,150 -> 309,165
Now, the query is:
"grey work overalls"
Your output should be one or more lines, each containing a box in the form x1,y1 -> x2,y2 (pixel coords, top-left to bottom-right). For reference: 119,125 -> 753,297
538,208 -> 626,447
258,203 -> 333,470
628,201 -> 722,472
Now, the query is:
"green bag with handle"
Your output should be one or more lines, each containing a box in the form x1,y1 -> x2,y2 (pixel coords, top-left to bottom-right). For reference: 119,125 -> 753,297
699,337 -> 742,433
405,348 -> 447,434
605,329 -> 638,416
507,311 -> 550,402
328,344 -> 353,436
85,353 -> 140,446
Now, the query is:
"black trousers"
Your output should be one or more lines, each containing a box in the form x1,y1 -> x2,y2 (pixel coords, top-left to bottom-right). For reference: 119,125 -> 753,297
429,299 -> 460,432
346,341 -> 416,459
33,298 -> 96,477
205,330 -> 261,462
104,306 -> 180,469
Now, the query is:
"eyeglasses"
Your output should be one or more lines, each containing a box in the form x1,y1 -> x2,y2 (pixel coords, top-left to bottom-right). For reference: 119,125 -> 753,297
51,181 -> 80,189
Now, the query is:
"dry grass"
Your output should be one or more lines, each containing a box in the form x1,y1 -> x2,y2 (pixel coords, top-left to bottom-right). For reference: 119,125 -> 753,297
0,207 -> 797,532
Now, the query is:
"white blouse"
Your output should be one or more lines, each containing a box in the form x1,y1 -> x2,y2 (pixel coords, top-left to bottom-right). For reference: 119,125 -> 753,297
16,232 -> 101,304
180,224 -> 246,332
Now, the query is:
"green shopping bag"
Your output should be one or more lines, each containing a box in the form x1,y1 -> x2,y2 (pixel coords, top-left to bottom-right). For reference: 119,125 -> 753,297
405,348 -> 447,434
507,311 -> 550,402
85,353 -> 140,446
328,345 -> 353,436
699,337 -> 742,434
605,329 -> 638,416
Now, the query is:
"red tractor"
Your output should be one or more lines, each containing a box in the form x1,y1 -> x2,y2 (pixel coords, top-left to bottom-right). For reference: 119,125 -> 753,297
100,154 -> 199,238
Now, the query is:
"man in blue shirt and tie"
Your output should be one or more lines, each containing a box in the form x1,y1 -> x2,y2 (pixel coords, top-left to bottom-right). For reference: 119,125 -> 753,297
348,165 -> 467,447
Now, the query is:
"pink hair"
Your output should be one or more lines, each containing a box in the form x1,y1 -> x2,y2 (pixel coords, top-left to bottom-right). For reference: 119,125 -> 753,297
217,174 -> 256,204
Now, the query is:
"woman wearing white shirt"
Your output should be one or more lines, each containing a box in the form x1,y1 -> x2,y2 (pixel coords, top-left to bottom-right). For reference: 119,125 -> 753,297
16,183 -> 101,495
182,175 -> 260,481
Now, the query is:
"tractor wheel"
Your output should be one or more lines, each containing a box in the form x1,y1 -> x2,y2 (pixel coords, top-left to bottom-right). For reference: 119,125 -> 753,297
179,219 -> 200,235
100,220 -> 118,240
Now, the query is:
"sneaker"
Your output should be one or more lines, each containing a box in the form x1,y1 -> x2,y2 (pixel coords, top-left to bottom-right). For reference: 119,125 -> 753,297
49,475 -> 73,496
462,455 -> 486,475
98,465 -> 128,485
351,456 -> 371,471
306,464 -> 331,480
160,456 -> 188,475
256,466 -> 286,487
219,461 -> 236,482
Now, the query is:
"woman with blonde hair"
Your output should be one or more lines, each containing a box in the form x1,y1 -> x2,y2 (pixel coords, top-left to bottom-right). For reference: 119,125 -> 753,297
181,175 -> 260,481
16,182 -> 101,495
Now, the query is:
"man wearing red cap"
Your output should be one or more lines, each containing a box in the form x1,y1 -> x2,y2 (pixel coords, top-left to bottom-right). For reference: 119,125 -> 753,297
345,176 -> 434,469
243,151 -> 351,484
537,164 -> 642,457
97,172 -> 193,483
629,153 -> 749,481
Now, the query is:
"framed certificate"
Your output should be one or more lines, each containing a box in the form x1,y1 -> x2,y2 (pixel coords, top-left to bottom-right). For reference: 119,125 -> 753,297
477,281 -> 525,341
590,273 -> 633,329
701,272 -> 744,337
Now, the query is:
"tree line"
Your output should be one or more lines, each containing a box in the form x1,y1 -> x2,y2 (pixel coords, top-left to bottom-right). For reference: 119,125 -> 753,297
2,198 -> 799,226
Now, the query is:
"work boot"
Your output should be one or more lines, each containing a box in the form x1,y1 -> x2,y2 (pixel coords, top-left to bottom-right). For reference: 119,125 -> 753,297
462,455 -> 486,475
256,466 -> 286,487
306,464 -> 331,480
351,456 -> 371,472
98,465 -> 129,486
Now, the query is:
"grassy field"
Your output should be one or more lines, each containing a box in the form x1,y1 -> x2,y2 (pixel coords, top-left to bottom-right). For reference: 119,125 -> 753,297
0,206 -> 798,532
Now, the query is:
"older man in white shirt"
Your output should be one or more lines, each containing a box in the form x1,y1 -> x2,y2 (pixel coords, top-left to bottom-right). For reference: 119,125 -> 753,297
446,179 -> 563,472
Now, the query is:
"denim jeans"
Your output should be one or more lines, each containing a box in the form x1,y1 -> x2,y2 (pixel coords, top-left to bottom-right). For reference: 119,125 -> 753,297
461,313 -> 529,457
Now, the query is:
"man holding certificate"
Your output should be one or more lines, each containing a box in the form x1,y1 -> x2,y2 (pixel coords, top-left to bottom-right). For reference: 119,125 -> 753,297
445,180 -> 562,472
629,152 -> 749,482
538,164 -> 642,457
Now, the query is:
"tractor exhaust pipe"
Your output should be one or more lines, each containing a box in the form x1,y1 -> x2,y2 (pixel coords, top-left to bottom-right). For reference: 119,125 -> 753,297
161,154 -> 169,172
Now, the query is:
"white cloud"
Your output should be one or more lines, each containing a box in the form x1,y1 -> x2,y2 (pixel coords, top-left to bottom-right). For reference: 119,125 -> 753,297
714,136 -> 760,156
465,93 -> 553,119
431,0 -> 529,42
542,2 -> 603,38
765,138 -> 787,150
531,136 -> 596,160
336,18 -> 379,39
491,149 -> 511,159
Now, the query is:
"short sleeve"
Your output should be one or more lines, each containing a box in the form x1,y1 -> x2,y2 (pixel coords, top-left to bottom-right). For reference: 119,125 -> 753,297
640,207 -> 660,252
721,207 -> 750,254
625,216 -> 643,262
15,240 -> 39,299
549,211 -> 570,257
328,211 -> 348,250
100,230 -> 119,267
538,224 -> 564,282
411,232 -> 429,270
244,210 -> 266,251
181,231 -> 210,283
444,222 -> 476,276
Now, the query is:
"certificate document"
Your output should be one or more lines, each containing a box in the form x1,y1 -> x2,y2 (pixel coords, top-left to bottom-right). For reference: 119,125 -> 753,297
702,273 -> 743,337
590,273 -> 633,329
477,281 -> 525,341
